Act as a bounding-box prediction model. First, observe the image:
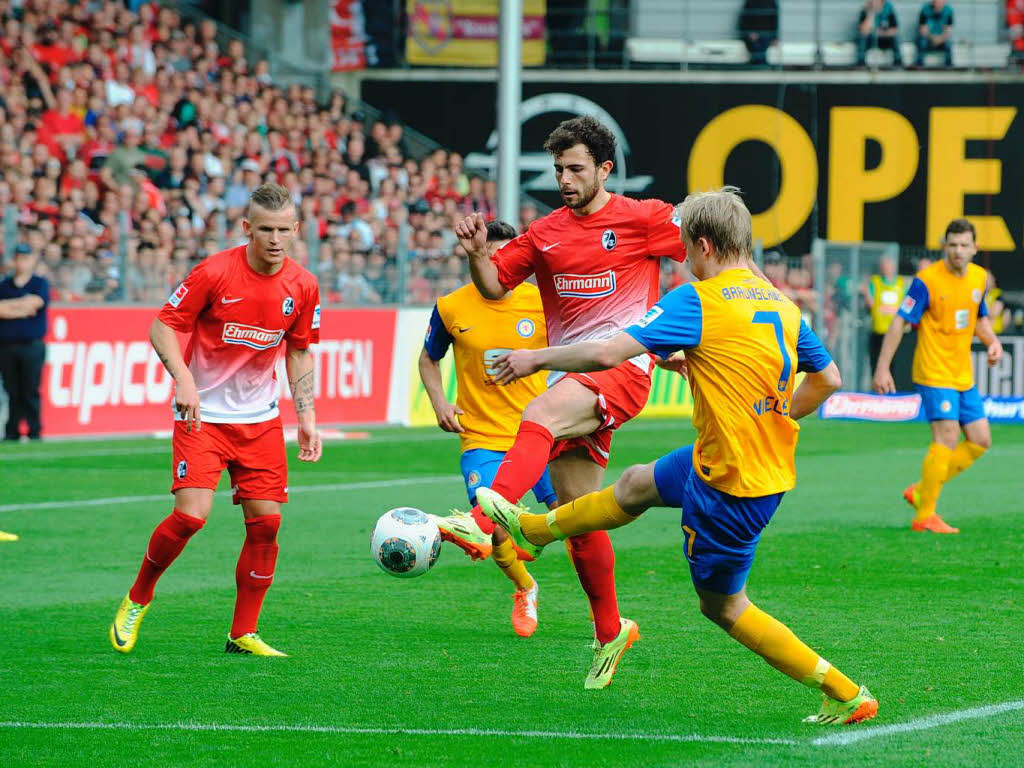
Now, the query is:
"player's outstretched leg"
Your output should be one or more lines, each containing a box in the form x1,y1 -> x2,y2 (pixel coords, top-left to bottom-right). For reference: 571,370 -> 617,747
717,597 -> 878,726
111,508 -> 206,652
228,513 -> 285,655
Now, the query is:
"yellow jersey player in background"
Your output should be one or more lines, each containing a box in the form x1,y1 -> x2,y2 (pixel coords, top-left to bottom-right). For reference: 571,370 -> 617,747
418,219 -> 558,637
480,187 -> 878,725
872,218 -> 1003,534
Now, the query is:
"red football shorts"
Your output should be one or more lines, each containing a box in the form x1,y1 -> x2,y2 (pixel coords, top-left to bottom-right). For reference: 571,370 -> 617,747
549,359 -> 653,468
170,418 -> 288,504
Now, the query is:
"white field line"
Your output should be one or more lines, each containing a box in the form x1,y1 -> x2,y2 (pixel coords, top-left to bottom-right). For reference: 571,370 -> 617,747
0,720 -> 797,746
0,476 -> 456,513
0,432 -> 455,462
811,698 -> 1024,747
2,698 -> 1022,748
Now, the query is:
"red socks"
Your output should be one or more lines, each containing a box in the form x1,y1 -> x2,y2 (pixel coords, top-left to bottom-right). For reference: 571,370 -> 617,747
470,421 -> 555,533
129,509 -> 205,604
230,514 -> 281,639
567,531 -> 621,644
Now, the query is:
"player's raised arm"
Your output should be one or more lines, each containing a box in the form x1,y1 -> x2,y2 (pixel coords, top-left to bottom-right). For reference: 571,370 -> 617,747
493,333 -> 647,384
149,317 -> 200,432
456,213 -> 505,299
286,343 -> 322,462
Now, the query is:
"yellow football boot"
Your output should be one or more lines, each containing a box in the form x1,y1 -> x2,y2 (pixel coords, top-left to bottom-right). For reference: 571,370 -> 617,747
110,594 -> 150,653
225,632 -> 288,656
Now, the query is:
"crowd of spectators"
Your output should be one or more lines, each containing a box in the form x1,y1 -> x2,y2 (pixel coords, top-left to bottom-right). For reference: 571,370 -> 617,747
0,0 -> 522,306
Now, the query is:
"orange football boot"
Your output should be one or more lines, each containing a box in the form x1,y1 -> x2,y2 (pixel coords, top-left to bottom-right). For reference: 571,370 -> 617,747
911,514 -> 960,534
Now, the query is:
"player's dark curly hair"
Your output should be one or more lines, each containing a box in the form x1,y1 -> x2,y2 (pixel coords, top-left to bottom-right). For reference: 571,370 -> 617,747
944,217 -> 976,242
543,116 -> 616,166
485,220 -> 517,242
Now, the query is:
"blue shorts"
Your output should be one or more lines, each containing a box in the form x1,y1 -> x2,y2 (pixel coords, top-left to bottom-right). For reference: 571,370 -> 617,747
916,384 -> 986,425
653,445 -> 784,595
460,449 -> 558,508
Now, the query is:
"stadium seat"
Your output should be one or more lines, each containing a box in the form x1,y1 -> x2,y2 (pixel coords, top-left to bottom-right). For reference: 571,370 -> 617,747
766,42 -> 818,67
626,38 -> 750,65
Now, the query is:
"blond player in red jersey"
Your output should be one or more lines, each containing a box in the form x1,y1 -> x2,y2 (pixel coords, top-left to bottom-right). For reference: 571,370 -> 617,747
109,184 -> 322,657
444,116 -> 688,689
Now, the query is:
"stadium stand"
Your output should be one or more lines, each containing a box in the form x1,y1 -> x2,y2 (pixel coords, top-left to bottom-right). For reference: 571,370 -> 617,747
626,0 -> 1011,68
0,0 -> 513,305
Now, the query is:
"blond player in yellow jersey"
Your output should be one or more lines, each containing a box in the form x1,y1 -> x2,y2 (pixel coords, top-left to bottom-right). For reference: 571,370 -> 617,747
872,218 -> 1003,534
418,220 -> 558,637
480,187 -> 879,725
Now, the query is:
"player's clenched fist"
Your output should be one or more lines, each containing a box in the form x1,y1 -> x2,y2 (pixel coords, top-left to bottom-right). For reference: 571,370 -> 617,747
455,212 -> 489,257
493,349 -> 540,385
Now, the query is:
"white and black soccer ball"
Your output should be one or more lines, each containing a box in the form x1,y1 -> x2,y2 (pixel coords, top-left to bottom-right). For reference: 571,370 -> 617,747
370,507 -> 441,579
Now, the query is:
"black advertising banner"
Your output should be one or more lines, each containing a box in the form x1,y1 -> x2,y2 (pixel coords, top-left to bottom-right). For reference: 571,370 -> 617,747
363,79 -> 1024,288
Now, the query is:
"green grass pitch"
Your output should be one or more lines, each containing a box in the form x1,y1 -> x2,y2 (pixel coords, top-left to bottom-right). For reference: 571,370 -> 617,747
1,418 -> 1021,766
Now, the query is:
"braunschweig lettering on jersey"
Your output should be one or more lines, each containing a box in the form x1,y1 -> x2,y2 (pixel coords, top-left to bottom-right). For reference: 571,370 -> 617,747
554,270 -> 617,298
222,322 -> 285,350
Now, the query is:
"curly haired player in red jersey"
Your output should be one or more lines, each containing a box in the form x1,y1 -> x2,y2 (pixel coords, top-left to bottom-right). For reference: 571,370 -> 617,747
443,116 -> 694,689
109,184 -> 322,657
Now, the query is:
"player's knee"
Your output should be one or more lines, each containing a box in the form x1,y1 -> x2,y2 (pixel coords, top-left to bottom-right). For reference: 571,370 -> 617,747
521,399 -> 555,429
698,597 -> 731,629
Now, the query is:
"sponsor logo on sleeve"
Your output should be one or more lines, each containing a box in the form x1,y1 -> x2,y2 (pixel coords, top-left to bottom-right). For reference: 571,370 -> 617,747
312,304 -> 321,330
221,323 -> 285,350
900,295 -> 916,314
168,283 -> 188,308
636,305 -> 663,328
553,269 -> 617,299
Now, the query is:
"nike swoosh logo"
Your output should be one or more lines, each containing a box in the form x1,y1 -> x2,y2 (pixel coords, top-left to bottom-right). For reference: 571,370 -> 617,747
541,242 -> 561,252
221,297 -> 244,304
111,625 -> 128,647
249,570 -> 274,579
457,327 -> 473,334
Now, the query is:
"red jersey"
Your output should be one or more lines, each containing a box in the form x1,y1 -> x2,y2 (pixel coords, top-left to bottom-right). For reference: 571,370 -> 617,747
493,195 -> 685,349
158,245 -> 321,424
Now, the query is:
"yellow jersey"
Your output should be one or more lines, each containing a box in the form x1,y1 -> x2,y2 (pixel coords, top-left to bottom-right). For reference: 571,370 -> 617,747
425,283 -> 548,452
868,274 -> 906,335
625,268 -> 834,497
897,261 -> 988,390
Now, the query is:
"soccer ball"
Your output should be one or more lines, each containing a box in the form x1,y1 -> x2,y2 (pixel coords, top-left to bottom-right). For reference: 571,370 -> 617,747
370,507 -> 442,578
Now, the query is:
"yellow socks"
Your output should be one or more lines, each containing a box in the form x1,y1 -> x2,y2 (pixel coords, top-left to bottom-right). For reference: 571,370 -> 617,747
519,486 -> 636,545
945,440 -> 986,483
728,604 -> 860,703
492,539 -> 534,591
917,443 -> 953,520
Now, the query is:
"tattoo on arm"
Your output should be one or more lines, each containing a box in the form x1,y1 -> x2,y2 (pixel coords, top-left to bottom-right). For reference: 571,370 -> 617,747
290,370 -> 315,413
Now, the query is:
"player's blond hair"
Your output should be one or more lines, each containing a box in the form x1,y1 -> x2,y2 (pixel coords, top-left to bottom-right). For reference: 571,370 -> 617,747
247,183 -> 294,219
674,186 -> 752,261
